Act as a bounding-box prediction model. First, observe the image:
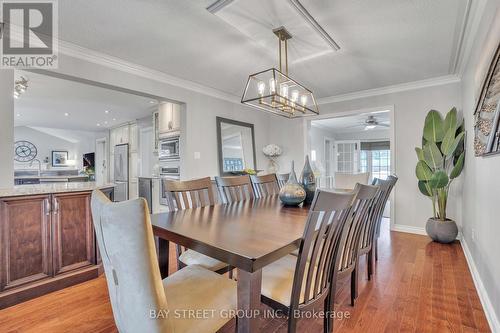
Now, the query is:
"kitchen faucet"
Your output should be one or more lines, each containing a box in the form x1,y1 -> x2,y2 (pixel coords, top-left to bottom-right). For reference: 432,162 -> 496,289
29,159 -> 42,176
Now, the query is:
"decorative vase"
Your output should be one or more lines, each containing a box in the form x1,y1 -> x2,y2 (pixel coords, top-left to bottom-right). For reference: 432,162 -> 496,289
300,155 -> 316,205
267,157 -> 279,173
279,161 -> 306,206
425,218 -> 458,244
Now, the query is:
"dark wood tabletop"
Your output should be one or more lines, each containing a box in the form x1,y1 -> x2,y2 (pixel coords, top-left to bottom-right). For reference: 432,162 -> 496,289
151,194 -> 310,273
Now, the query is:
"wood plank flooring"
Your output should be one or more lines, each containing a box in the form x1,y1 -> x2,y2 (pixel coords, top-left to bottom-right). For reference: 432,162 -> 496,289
0,220 -> 490,332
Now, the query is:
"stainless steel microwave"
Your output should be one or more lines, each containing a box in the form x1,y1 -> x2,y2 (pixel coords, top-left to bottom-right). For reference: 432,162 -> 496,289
159,136 -> 180,160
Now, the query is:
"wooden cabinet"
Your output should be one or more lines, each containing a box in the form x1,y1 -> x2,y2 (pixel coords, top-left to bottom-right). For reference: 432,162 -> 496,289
0,189 -> 112,308
0,195 -> 52,292
51,192 -> 94,275
158,102 -> 181,135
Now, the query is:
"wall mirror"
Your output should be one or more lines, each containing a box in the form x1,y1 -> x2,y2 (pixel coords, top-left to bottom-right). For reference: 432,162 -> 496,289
216,117 -> 257,175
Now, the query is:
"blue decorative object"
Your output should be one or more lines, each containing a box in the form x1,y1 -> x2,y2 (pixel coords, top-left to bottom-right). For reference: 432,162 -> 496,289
300,155 -> 316,204
279,161 -> 306,206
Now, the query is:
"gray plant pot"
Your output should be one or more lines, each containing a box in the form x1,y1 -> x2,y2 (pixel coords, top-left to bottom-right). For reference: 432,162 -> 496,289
425,218 -> 458,243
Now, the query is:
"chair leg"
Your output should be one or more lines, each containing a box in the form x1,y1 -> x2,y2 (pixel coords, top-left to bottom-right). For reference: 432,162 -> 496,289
350,267 -> 358,306
228,267 -> 234,279
367,250 -> 373,280
375,239 -> 379,261
324,296 -> 334,333
288,315 -> 297,333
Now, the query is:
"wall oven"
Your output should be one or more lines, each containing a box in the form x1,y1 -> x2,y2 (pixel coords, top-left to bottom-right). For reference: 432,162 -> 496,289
159,136 -> 180,160
159,161 -> 180,206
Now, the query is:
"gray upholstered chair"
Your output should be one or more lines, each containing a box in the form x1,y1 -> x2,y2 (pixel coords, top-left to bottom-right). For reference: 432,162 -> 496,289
90,190 -> 237,333
334,172 -> 370,190
260,189 -> 357,333
163,177 -> 231,274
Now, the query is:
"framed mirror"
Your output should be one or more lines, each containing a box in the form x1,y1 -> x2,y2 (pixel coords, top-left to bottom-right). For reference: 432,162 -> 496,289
217,117 -> 257,175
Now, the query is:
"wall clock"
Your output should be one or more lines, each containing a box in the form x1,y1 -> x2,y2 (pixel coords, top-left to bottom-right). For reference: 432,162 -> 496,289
14,140 -> 38,162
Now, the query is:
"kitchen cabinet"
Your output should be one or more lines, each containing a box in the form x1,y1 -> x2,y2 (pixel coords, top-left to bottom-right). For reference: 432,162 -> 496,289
158,102 -> 181,135
51,192 -> 94,275
0,188 -> 113,308
0,195 -> 52,292
129,123 -> 139,152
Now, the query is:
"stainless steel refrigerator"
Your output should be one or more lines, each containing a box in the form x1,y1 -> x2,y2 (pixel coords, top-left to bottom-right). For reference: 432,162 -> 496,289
114,144 -> 129,201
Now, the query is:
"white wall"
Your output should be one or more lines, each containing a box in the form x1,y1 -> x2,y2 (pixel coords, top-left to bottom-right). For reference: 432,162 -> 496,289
335,129 -> 390,141
273,83 -> 461,232
460,1 -> 500,330
41,53 -> 271,180
14,126 -> 102,170
0,70 -> 14,187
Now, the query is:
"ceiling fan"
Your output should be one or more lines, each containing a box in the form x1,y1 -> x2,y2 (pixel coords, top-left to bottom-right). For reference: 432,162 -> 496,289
362,115 -> 390,130
344,115 -> 390,131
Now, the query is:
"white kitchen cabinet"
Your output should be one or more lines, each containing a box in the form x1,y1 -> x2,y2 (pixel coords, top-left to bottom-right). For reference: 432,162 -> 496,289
129,123 -> 138,152
158,102 -> 181,135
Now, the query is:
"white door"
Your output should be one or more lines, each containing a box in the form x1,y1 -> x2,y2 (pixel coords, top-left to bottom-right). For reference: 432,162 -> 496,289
95,138 -> 107,185
334,140 -> 361,173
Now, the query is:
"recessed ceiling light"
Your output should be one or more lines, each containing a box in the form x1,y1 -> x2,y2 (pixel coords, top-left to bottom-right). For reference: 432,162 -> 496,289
64,112 -> 69,116
149,100 -> 156,104
104,121 -> 108,125
16,113 -> 21,117
112,118 -> 116,121
104,110 -> 110,114
97,123 -> 101,127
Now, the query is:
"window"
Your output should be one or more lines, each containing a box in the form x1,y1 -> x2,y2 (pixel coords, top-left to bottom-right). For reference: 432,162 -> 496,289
360,141 -> 391,181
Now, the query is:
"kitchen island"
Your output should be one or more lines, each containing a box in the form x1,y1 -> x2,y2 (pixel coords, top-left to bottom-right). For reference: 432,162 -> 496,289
0,182 -> 115,308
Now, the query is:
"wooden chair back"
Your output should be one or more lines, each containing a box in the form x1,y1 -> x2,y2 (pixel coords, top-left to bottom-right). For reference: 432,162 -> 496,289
289,189 -> 357,313
215,175 -> 254,204
276,173 -> 290,189
250,174 -> 280,198
337,184 -> 380,275
371,175 -> 398,238
163,177 -> 215,210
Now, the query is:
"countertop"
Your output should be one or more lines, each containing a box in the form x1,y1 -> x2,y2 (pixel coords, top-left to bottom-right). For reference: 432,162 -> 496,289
0,182 -> 116,198
14,175 -> 90,180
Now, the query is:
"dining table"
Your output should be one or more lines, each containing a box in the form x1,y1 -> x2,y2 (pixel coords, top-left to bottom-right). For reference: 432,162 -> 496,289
150,194 -> 311,333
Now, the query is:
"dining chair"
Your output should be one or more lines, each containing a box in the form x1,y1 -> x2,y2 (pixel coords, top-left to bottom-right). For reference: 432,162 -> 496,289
215,175 -> 254,204
334,172 -> 370,190
336,183 -> 380,306
260,189 -> 357,333
277,173 -> 290,189
371,175 -> 398,261
250,174 -> 280,198
90,190 -> 237,333
163,177 -> 231,274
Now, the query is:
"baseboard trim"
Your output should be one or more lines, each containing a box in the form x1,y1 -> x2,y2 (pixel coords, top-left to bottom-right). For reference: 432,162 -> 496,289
390,224 -> 427,235
460,238 -> 500,332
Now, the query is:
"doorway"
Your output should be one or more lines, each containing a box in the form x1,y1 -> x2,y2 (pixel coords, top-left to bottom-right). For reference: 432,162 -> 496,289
95,137 -> 108,185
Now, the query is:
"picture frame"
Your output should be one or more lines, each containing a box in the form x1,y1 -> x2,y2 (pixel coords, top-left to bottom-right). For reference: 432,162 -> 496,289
52,150 -> 69,167
474,42 -> 500,156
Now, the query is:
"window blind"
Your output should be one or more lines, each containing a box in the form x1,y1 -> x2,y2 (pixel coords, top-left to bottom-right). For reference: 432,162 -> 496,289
360,141 -> 390,151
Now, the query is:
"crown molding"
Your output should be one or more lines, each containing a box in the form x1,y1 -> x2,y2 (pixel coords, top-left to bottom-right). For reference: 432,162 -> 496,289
317,74 -> 461,105
57,39 -> 241,104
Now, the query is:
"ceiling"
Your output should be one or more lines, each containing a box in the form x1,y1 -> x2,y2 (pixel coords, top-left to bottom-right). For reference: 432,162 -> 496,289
311,110 -> 390,133
14,71 -> 156,132
56,0 -> 469,99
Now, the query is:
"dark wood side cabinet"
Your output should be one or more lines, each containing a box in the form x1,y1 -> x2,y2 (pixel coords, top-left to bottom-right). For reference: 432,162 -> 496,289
0,188 -> 113,309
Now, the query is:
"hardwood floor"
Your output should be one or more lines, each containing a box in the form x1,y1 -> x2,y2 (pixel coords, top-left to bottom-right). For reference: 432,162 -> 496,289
0,220 -> 490,332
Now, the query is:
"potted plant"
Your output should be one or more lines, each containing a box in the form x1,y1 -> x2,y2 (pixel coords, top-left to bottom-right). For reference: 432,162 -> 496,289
415,107 -> 465,243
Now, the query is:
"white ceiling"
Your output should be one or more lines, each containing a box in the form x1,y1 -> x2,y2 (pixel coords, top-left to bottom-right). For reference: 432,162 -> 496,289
311,110 -> 390,133
57,0 -> 468,99
14,71 -> 156,132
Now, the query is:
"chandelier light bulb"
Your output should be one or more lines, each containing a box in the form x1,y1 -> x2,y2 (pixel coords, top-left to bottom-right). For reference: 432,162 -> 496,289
281,84 -> 289,98
291,90 -> 299,102
269,78 -> 276,94
257,81 -> 265,96
301,95 -> 308,106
